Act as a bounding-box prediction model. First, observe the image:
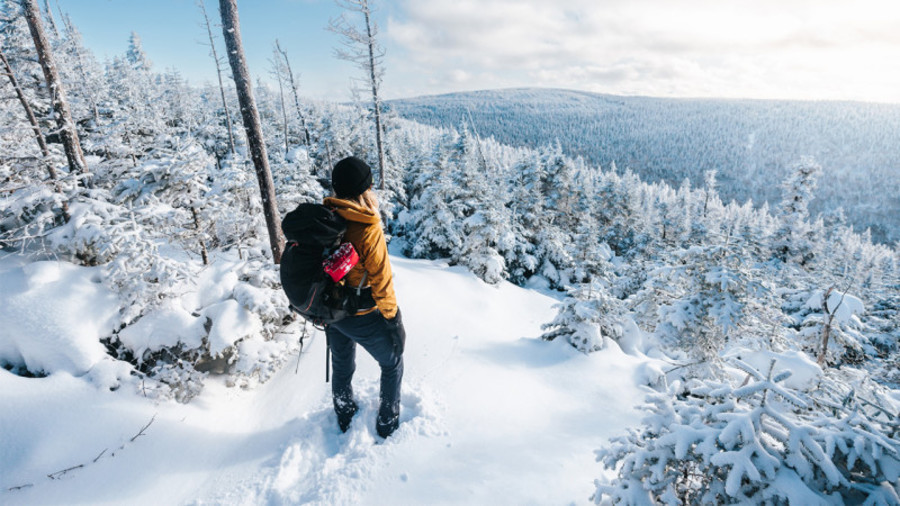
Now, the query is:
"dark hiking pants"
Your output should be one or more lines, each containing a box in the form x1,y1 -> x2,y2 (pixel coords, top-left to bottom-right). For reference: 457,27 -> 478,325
326,311 -> 403,435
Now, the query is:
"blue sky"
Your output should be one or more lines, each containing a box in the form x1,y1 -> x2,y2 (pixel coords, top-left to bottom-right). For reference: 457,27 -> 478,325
53,0 -> 900,103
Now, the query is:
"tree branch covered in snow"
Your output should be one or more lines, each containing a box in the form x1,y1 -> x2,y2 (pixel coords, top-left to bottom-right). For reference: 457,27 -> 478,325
594,359 -> 900,505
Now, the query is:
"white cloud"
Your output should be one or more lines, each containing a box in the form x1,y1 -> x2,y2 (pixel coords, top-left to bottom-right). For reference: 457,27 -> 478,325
383,0 -> 900,102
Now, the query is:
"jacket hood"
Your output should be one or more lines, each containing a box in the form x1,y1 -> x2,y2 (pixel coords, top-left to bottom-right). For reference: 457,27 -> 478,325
323,197 -> 380,225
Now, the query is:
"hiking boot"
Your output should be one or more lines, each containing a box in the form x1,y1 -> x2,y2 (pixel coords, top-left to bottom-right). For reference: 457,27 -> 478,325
376,414 -> 399,439
336,400 -> 358,433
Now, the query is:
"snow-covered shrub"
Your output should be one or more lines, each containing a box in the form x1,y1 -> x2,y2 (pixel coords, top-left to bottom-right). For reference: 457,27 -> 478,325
0,154 -> 77,253
542,281 -> 624,353
782,287 -> 871,366
594,359 -> 900,505
203,157 -> 265,257
103,257 -> 294,401
141,347 -> 208,403
457,209 -> 512,285
234,261 -> 291,326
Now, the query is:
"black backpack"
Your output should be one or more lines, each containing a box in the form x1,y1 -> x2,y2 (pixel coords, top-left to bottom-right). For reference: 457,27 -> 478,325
280,203 -> 373,328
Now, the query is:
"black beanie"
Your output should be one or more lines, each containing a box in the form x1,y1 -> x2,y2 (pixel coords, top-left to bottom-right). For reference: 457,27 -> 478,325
332,156 -> 373,198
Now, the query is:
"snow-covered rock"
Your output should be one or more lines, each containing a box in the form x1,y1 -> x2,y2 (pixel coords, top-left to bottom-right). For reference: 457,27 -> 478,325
0,261 -> 119,376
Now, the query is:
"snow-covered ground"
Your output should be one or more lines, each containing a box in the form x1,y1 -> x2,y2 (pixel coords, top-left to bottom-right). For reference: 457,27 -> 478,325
0,253 -> 649,505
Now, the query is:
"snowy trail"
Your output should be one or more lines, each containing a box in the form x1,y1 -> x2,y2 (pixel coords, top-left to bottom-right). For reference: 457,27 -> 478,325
2,255 -> 647,505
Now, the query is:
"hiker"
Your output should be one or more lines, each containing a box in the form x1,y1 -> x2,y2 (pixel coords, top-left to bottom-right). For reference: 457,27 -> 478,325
323,156 -> 406,438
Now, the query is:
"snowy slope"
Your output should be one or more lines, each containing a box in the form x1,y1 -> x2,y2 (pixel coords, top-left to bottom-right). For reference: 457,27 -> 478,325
0,254 -> 648,505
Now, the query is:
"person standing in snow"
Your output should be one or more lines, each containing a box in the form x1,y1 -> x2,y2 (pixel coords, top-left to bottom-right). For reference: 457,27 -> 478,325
324,156 -> 406,438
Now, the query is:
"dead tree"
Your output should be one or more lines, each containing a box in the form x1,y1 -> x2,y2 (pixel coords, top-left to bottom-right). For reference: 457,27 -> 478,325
1,45 -> 70,221
274,40 -> 311,150
269,44 -> 289,159
0,47 -> 52,174
219,0 -> 284,263
817,285 -> 849,366
197,0 -> 235,155
329,0 -> 387,189
41,0 -> 58,38
21,0 -> 89,184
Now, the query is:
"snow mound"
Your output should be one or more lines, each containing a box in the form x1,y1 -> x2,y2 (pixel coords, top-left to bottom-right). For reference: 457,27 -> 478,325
117,299 -> 206,360
0,260 -> 120,376
202,299 -> 263,356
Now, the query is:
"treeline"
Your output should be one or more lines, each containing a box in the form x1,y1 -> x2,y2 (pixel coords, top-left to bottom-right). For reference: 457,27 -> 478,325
389,88 -> 900,245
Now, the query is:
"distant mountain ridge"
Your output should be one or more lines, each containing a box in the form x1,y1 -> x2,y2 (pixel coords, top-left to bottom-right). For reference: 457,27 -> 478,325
388,88 -> 900,245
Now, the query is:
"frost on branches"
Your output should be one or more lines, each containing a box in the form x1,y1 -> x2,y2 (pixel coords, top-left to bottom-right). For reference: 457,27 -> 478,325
781,287 -> 872,367
541,281 -> 624,353
649,241 -> 777,366
594,359 -> 900,505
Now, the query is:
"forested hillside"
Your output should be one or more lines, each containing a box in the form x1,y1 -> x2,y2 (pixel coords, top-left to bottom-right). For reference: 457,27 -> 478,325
389,88 -> 900,245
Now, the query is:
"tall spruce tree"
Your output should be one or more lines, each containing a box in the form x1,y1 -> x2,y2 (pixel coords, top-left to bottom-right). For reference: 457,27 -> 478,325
773,157 -> 822,266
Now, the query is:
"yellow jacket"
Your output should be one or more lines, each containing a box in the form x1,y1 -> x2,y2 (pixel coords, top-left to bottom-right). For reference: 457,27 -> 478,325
323,197 -> 398,319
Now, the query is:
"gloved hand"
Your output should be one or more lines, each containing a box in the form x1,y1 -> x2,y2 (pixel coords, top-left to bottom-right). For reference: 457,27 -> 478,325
384,308 -> 406,355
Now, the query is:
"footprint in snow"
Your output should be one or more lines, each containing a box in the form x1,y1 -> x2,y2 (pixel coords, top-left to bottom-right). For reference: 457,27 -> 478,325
263,382 -> 444,504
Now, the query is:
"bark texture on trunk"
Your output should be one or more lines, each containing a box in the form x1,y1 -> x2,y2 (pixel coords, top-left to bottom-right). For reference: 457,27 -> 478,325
219,0 -> 284,264
22,0 -> 89,183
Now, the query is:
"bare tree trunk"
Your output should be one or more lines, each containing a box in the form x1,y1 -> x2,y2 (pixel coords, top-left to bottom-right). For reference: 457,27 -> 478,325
274,40 -> 311,150
817,286 -> 848,366
22,0 -> 89,185
42,0 -> 59,38
362,6 -> 386,190
1,48 -> 51,165
191,206 -> 209,266
1,45 -> 70,221
271,47 -> 289,159
219,0 -> 284,264
197,0 -> 235,156
330,0 -> 387,188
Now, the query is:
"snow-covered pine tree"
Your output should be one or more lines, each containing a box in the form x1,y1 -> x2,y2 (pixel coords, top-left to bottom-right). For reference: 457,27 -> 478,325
450,126 -> 514,284
595,168 -> 643,256
653,238 -> 771,367
502,150 -> 543,284
570,167 -> 616,284
102,39 -> 167,165
773,157 -> 823,267
403,129 -> 464,260
56,14 -> 104,132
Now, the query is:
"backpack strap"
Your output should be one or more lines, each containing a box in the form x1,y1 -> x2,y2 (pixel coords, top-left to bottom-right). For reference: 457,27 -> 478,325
356,271 -> 368,296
